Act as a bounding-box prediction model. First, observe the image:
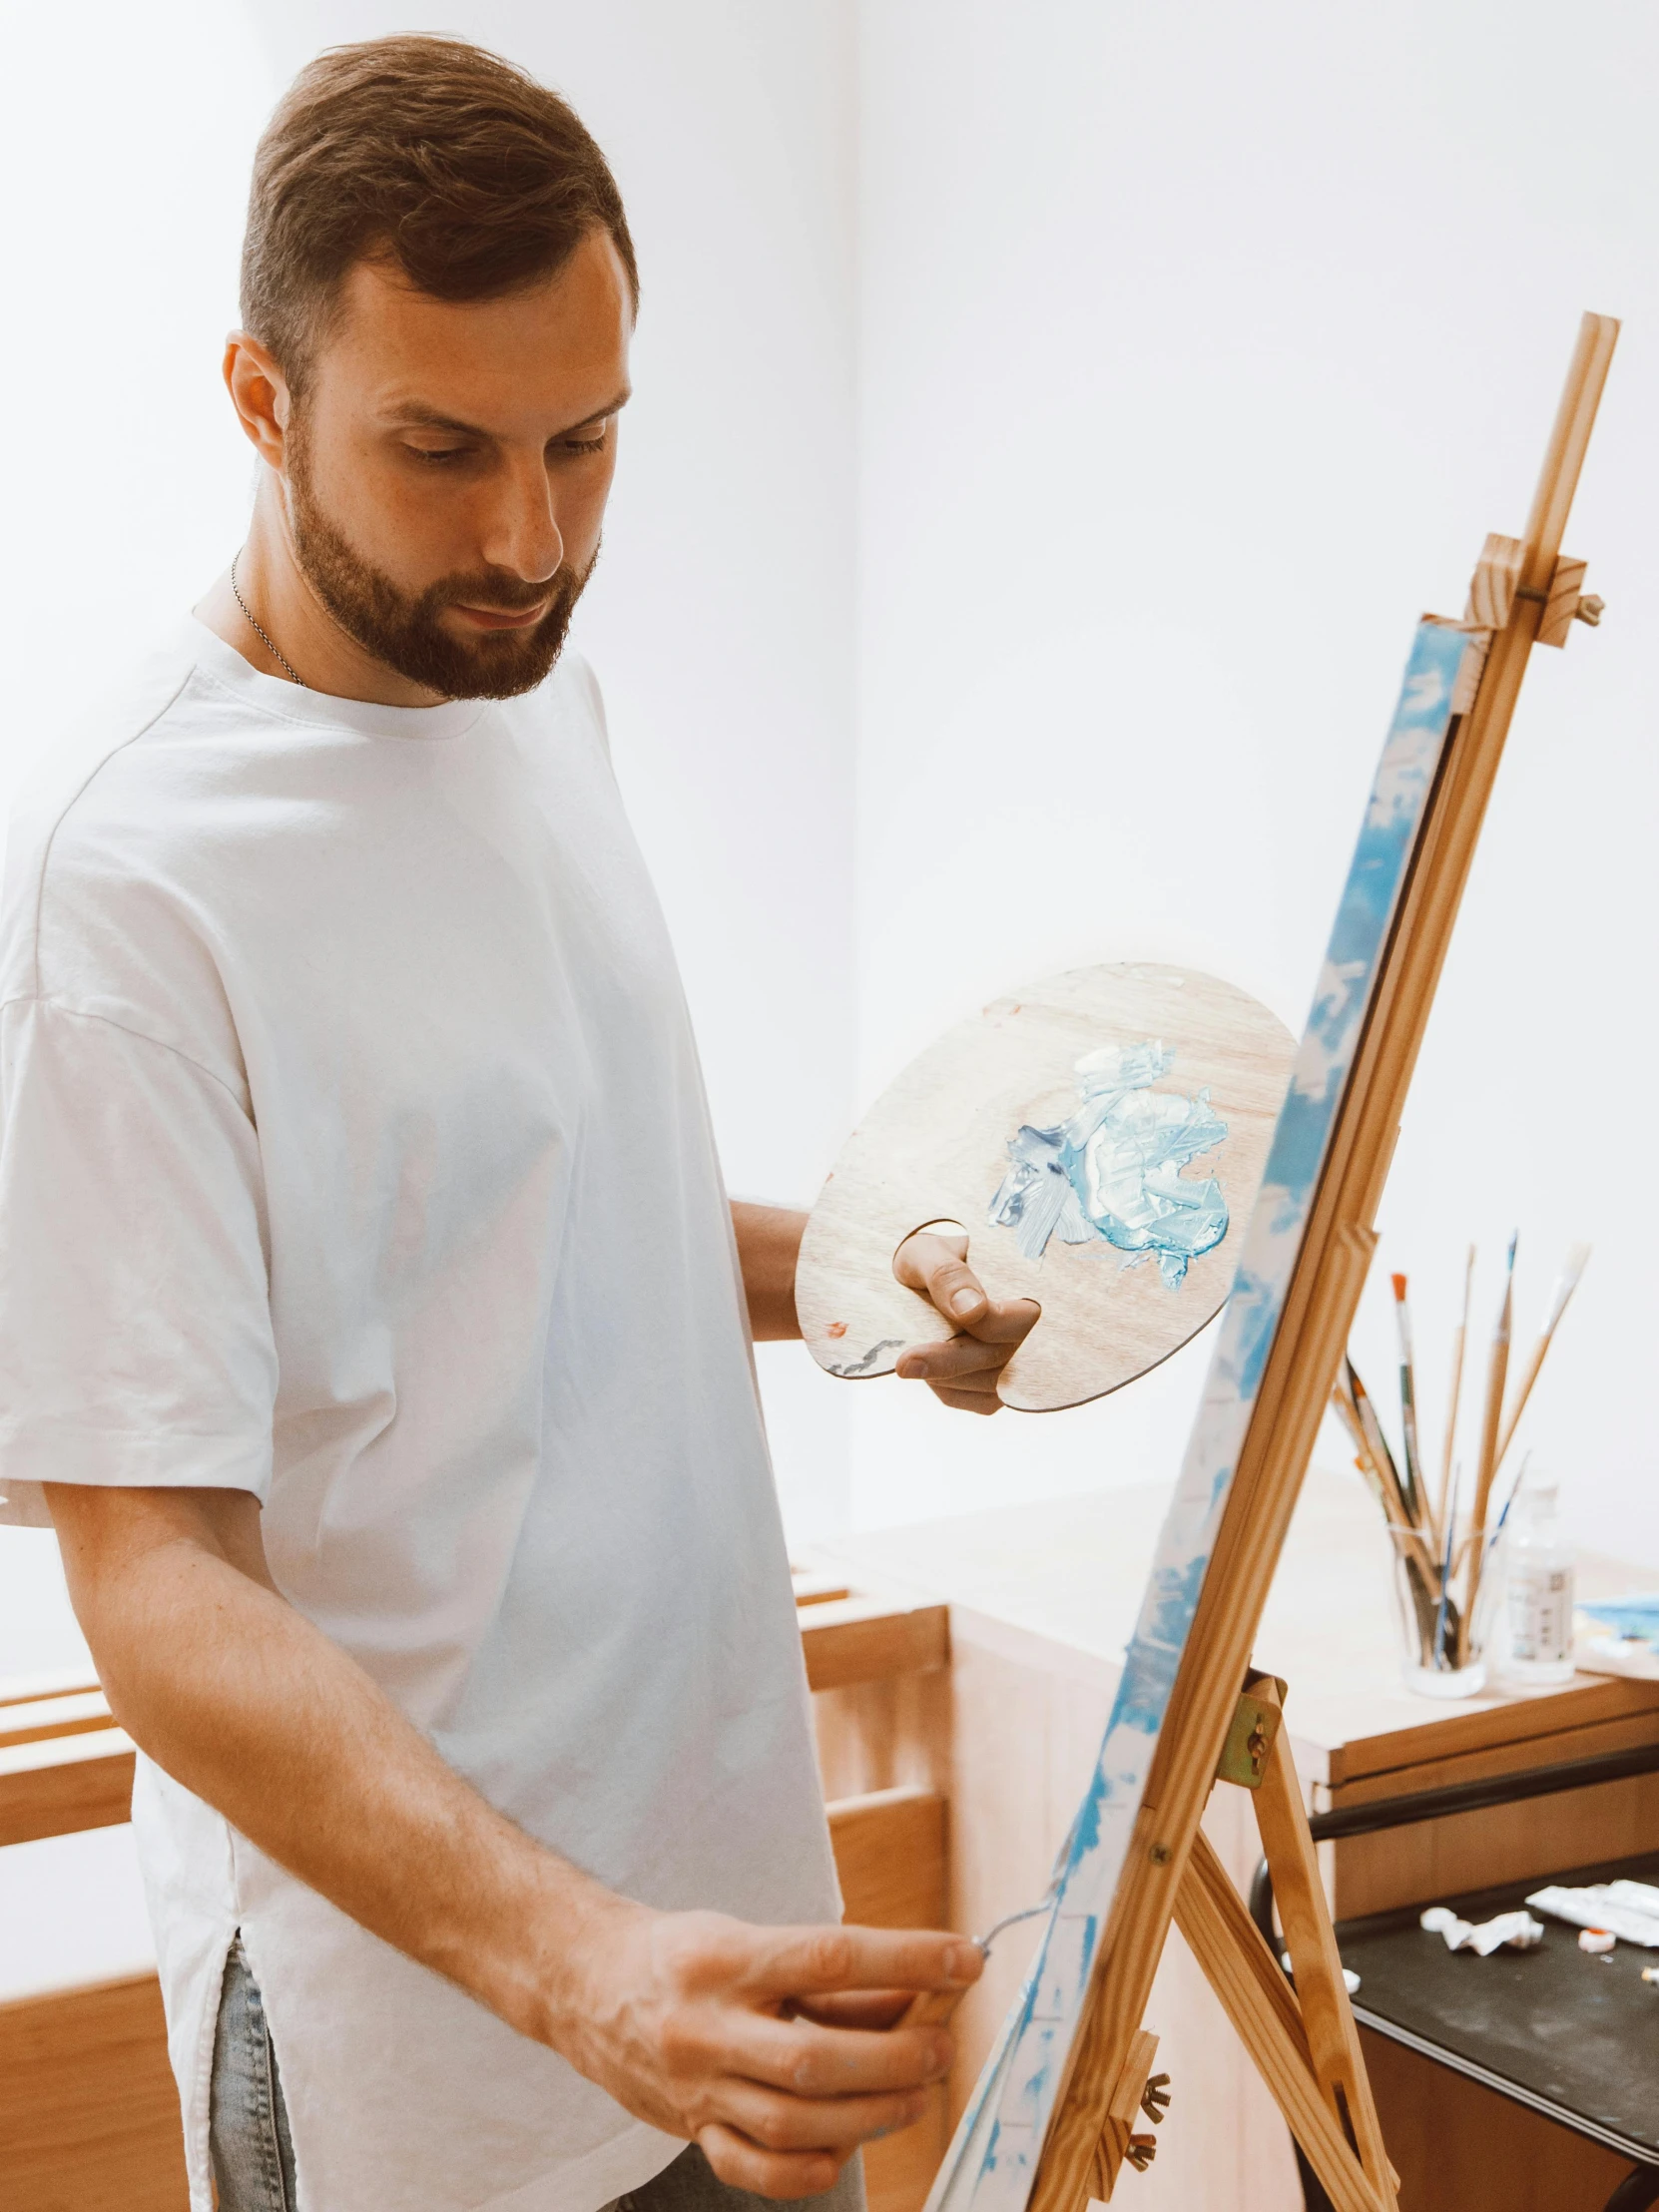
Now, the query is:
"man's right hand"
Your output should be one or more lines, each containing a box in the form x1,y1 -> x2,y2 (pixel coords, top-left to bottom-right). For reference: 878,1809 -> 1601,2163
555,1904 -> 982,2198
46,1482 -> 980,2202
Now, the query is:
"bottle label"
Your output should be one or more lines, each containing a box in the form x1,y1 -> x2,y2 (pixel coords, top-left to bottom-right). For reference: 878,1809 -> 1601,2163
1509,1563 -> 1574,1663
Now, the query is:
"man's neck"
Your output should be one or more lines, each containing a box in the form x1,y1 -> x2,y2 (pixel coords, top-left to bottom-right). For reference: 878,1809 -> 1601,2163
196,481 -> 448,710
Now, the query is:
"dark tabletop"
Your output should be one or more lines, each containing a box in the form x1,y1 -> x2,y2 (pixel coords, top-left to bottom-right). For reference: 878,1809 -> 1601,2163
1336,1848 -> 1659,2162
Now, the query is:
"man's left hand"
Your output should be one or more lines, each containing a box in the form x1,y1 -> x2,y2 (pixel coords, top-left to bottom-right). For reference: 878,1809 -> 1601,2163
890,1227 -> 1038,1416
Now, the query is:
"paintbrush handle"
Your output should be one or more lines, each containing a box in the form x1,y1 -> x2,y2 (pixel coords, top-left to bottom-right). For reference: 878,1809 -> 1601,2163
1437,1323 -> 1466,1519
1494,1332 -> 1552,1472
1462,1326 -> 1511,1645
1470,1331 -> 1510,1535
1348,1417 -> 1440,1583
1354,1382 -> 1403,1495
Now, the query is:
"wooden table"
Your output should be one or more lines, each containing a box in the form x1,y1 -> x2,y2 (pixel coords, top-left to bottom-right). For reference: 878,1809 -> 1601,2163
811,1466 -> 1659,2212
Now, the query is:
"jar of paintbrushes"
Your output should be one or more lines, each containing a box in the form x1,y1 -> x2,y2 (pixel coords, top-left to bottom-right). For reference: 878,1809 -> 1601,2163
1333,1238 -> 1590,1700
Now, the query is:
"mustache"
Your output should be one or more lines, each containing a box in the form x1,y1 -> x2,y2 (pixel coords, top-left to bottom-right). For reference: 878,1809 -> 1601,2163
429,570 -> 570,614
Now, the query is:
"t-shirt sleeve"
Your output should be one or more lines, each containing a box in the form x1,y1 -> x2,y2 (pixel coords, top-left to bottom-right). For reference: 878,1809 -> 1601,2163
0,996 -> 277,1526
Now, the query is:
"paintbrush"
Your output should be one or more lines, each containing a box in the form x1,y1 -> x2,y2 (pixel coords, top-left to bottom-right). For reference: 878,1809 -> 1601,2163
1433,1463 -> 1460,1672
1345,1357 -> 1442,1586
1436,1243 -> 1475,1545
1348,1358 -> 1411,1527
1390,1272 -> 1426,1536
1333,1377 -> 1416,1541
1494,1242 -> 1590,1473
1484,1450 -> 1531,1564
1461,1233 -> 1517,1647
1331,1382 -> 1389,1515
1338,1364 -> 1445,1655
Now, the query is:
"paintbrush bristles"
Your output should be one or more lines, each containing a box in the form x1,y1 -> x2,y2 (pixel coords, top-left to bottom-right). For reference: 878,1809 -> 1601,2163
1544,1241 -> 1592,1330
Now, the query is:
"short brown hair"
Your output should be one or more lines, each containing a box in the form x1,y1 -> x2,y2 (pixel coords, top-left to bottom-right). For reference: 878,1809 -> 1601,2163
242,35 -> 638,389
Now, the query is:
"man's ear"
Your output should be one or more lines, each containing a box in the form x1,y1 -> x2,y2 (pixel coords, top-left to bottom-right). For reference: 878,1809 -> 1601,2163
224,330 -> 292,472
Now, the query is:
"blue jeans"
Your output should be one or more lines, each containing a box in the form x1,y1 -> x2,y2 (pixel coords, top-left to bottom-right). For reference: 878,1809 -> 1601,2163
211,1936 -> 298,2211
210,1936 -> 867,2212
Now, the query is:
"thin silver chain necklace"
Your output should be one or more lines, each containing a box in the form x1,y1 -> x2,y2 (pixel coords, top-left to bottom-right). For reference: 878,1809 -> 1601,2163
230,550 -> 305,687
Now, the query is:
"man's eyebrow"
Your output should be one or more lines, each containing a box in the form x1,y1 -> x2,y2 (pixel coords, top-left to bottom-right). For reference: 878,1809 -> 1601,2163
566,388 -> 632,430
383,389 -> 633,439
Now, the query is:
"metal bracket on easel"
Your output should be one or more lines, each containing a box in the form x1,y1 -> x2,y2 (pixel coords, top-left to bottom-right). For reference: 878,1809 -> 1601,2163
1215,1670 -> 1287,1790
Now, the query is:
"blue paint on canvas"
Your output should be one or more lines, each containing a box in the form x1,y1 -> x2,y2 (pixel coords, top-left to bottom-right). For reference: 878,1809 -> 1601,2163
923,619 -> 1469,2212
988,1042 -> 1231,1286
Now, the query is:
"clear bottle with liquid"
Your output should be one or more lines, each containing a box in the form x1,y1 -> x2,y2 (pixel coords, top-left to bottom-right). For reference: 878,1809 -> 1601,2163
1501,1477 -> 1576,1687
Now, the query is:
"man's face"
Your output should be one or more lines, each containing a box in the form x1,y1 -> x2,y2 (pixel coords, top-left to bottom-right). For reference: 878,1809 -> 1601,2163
281,231 -> 632,699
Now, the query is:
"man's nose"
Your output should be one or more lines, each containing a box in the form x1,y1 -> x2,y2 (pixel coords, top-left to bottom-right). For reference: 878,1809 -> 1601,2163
481,455 -> 564,582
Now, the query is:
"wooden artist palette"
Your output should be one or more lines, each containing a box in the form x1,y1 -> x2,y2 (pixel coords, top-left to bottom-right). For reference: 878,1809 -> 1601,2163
796,963 -> 1296,1411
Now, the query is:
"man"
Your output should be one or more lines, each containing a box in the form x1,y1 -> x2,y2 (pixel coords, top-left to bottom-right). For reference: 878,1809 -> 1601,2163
0,36 -> 1039,2212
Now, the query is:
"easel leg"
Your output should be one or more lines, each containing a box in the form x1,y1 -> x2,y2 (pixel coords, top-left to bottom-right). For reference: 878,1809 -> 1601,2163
1041,1679 -> 1397,2211
1174,1832 -> 1387,2212
1253,1728 -> 1397,2207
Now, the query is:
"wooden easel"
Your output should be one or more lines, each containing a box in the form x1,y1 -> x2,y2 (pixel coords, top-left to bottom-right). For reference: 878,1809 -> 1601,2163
954,313 -> 1620,2212
1103,1670 -> 1398,2210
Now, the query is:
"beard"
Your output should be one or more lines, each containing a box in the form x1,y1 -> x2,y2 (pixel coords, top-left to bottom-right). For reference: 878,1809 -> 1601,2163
285,429 -> 597,701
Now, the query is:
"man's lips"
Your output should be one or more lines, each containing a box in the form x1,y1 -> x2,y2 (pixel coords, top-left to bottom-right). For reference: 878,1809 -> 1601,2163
451,600 -> 550,632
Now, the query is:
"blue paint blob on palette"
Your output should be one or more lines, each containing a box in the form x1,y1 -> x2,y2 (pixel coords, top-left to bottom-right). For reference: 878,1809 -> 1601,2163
987,1041 -> 1231,1287
924,618 -> 1471,2212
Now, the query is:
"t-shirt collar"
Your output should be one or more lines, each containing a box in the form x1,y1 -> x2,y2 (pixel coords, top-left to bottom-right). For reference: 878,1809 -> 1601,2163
186,616 -> 491,742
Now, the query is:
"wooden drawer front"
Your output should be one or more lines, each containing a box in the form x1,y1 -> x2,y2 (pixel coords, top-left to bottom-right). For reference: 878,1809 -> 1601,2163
1327,1701 -> 1659,1918
0,1973 -> 188,2212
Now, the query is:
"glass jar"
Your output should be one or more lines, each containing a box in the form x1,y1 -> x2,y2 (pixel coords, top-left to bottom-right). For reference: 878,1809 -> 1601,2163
1388,1521 -> 1497,1699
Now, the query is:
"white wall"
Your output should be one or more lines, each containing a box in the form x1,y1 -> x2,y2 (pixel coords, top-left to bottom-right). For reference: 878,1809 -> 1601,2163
4,1 -> 1658,1621
849,0 -> 1659,1564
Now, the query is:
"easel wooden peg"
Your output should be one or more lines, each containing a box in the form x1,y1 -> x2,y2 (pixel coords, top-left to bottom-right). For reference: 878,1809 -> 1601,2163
1464,528 -> 1602,647
1088,2028 -> 1168,2195
1464,530 -> 1525,628
1537,555 -> 1604,645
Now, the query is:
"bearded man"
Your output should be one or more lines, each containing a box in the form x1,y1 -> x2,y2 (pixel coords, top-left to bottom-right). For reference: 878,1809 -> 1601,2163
0,35 -> 1041,2212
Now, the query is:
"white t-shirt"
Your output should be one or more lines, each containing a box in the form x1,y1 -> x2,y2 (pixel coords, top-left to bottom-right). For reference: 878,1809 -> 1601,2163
0,620 -> 837,2212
